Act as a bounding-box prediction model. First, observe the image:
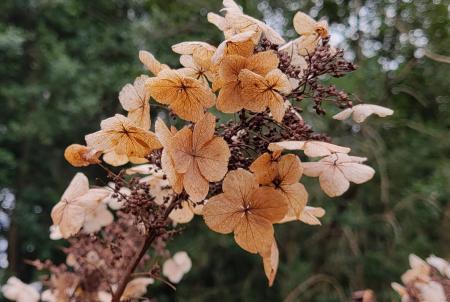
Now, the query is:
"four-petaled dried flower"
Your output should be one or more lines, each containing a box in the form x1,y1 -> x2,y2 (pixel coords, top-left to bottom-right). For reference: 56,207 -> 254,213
302,153 -> 375,197
239,69 -> 292,122
147,69 -> 216,122
203,169 -> 288,256
217,51 -> 279,113
250,153 -> 308,219
169,113 -> 231,202
51,173 -> 109,238
85,114 -> 161,166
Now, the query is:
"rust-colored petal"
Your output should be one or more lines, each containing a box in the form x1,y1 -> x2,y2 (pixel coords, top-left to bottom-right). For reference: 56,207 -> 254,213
249,153 -> 278,185
196,137 -> 230,182
203,193 -> 242,234
217,81 -> 245,113
222,168 -> 259,203
192,112 -> 216,150
248,186 -> 288,223
169,127 -> 193,174
234,213 -> 274,255
245,51 -> 279,76
279,182 -> 308,218
277,154 -> 303,185
262,240 -> 279,287
183,161 -> 209,202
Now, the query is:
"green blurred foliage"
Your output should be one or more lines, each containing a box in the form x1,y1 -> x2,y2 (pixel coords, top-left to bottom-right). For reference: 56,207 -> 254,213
0,0 -> 449,301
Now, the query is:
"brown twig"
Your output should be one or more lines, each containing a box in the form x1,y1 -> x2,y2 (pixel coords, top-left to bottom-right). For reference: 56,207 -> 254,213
111,197 -> 180,302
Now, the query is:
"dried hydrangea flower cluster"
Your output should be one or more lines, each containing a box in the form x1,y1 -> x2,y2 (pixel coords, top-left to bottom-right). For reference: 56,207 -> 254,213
391,254 -> 450,301
2,1 -> 397,301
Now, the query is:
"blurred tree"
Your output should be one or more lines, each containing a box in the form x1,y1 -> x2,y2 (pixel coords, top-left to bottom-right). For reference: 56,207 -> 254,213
0,0 -> 448,301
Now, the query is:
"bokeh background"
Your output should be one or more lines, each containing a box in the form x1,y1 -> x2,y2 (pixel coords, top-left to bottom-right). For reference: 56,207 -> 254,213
0,0 -> 449,301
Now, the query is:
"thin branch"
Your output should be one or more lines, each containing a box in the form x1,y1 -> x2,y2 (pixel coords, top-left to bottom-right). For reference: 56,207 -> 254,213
111,197 -> 180,302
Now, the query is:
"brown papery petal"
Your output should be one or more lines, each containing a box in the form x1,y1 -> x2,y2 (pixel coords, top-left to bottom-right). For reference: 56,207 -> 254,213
183,161 -> 209,202
217,81 -> 246,113
249,187 -> 288,223
277,154 -> 303,184
280,182 -> 308,218
246,51 -> 280,76
169,127 -> 193,174
234,214 -> 274,255
222,169 -> 259,203
249,153 -> 278,185
293,11 -> 317,36
139,50 -> 169,76
161,150 -> 183,193
262,240 -> 279,287
319,166 -> 350,197
203,193 -> 242,234
196,137 -> 230,182
219,55 -> 247,82
192,112 -> 216,150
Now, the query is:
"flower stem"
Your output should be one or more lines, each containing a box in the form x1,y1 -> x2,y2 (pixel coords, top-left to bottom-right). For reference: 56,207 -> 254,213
111,198 -> 180,302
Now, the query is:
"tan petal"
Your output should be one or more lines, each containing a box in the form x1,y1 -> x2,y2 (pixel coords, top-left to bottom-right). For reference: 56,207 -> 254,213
278,154 -> 303,184
127,103 -> 150,130
293,12 -> 318,35
303,141 -> 351,157
249,153 -> 278,185
280,182 -> 308,218
268,140 -> 351,157
212,32 -> 255,64
262,240 -> 279,287
103,151 -> 129,167
339,162 -> 375,184
207,12 -> 230,32
299,206 -> 325,225
332,108 -> 353,120
249,186 -> 288,223
268,140 -> 305,152
196,137 -> 230,182
302,161 -> 327,177
192,112 -> 216,150
169,201 -> 195,224
172,41 -> 216,55
161,150 -> 184,194
139,50 -> 169,76
179,54 -> 197,69
169,127 -> 193,174
246,51 -> 280,76
203,193 -> 242,234
234,213 -> 274,255
53,203 -> 86,238
222,168 -> 259,203
183,161 -> 209,202
155,118 -> 173,148
60,173 -> 90,202
267,93 -> 286,122
352,104 -> 394,123
216,80 -> 246,113
319,166 -> 350,197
